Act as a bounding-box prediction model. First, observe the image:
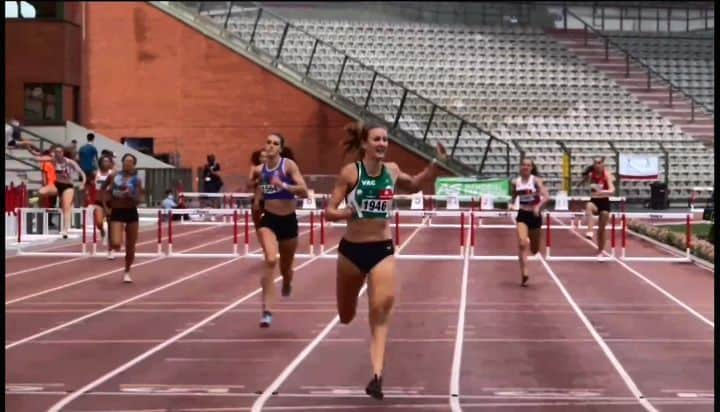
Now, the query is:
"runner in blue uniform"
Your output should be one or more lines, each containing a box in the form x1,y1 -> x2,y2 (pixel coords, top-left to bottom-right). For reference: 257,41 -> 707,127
253,134 -> 308,327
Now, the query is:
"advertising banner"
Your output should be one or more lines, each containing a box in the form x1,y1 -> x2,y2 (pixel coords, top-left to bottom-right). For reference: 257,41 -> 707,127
619,154 -> 660,181
435,177 -> 510,198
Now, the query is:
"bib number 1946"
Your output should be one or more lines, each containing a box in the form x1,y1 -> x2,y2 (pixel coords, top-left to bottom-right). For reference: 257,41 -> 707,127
361,199 -> 388,212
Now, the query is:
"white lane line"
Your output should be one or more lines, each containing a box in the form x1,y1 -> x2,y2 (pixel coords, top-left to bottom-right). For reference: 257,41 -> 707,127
538,256 -> 658,412
6,257 -> 87,277
6,224 -> 158,256
8,337 -> 714,346
5,227 -> 306,305
250,218 -> 428,412
6,225 -> 220,277
45,242 -> 339,412
449,226 -> 471,412
6,227 -> 309,346
623,225 -> 713,272
6,256 -> 243,350
554,216 -> 714,328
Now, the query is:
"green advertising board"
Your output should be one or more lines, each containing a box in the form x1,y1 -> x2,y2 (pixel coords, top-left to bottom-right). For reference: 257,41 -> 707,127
435,177 -> 510,199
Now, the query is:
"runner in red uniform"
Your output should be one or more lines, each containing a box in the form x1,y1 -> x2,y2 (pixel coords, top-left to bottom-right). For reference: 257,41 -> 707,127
581,157 -> 616,257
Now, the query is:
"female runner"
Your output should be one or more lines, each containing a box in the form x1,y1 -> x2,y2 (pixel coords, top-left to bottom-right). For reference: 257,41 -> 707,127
102,154 -> 144,283
253,134 -> 308,327
26,144 -> 86,238
325,120 -> 446,400
581,157 -> 616,257
509,158 -> 549,286
247,149 -> 267,240
93,155 -> 114,240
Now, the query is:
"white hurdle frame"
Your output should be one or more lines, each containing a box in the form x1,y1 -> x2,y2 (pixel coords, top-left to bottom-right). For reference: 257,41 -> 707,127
15,207 -> 165,258
12,205 -> 696,263
164,208 -> 321,258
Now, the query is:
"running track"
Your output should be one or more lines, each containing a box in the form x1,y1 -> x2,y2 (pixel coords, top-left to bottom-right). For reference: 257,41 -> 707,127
5,215 -> 714,411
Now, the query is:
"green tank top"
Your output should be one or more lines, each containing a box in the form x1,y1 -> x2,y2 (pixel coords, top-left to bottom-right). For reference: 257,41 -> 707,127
346,161 -> 395,219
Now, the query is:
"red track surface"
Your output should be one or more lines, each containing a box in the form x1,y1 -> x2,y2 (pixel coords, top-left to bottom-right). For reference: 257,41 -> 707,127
5,214 -> 714,411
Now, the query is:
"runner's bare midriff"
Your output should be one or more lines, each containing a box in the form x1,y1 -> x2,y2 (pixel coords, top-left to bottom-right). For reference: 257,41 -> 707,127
263,199 -> 296,216
343,219 -> 392,243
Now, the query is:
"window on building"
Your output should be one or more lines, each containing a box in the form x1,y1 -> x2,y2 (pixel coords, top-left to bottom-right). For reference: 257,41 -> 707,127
24,84 -> 62,123
5,1 -> 62,19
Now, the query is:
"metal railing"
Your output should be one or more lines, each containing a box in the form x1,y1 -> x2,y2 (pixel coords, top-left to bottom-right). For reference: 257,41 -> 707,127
564,7 -> 714,117
5,151 -> 42,175
14,126 -> 62,153
587,2 -> 714,33
177,1 -> 515,177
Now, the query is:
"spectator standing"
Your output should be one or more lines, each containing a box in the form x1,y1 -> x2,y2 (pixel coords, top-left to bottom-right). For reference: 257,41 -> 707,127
78,133 -> 99,203
6,118 -> 22,147
202,154 -> 223,207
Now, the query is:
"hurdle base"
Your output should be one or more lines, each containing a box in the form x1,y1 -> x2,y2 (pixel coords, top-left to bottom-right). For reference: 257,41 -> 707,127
546,256 -> 613,262
396,254 -> 465,261
244,253 -> 317,259
620,256 -> 692,263
167,252 -> 237,258
15,252 -> 86,257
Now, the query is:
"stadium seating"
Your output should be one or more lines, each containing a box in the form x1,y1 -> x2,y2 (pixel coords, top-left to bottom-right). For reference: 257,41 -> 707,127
198,6 -> 713,201
600,31 -> 714,111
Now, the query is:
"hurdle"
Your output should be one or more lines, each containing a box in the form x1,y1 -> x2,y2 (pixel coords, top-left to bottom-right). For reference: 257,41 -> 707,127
460,209 -> 696,263
15,207 -> 166,258
15,208 -> 92,257
689,186 -> 713,213
166,209 -> 238,258
619,213 -> 693,262
167,208 -> 320,259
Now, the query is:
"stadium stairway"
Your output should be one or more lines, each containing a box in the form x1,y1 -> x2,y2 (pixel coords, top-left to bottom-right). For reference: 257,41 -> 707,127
5,121 -> 173,195
148,1 -> 483,178
547,29 -> 714,147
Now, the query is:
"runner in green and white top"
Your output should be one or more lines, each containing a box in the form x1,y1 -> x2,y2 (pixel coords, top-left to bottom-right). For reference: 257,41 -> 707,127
325,120 -> 447,401
346,160 -> 396,219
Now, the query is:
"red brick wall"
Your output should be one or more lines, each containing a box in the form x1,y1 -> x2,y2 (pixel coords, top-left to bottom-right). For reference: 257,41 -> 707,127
64,2 -> 83,26
5,19 -> 82,122
83,2 -> 449,194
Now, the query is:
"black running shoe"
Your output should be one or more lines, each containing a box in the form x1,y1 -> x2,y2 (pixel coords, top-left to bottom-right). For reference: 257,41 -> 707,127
521,274 -> 529,287
259,310 -> 273,328
365,374 -> 383,400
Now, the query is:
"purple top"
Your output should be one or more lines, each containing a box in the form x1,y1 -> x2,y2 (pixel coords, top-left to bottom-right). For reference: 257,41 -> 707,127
259,157 -> 295,200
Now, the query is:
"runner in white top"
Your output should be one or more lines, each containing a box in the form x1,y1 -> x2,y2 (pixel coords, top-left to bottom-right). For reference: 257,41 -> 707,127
93,155 -> 114,239
509,158 -> 549,286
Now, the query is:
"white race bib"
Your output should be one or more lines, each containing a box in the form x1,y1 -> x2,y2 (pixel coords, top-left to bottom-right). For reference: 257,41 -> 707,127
446,196 -> 460,210
361,199 -> 389,213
